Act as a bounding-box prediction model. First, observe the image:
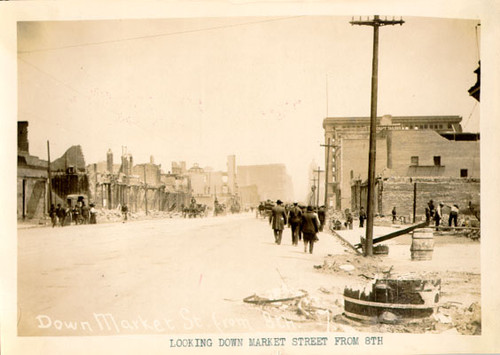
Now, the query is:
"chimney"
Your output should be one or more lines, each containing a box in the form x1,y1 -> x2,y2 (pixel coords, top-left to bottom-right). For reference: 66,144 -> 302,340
107,149 -> 113,173
18,121 -> 29,154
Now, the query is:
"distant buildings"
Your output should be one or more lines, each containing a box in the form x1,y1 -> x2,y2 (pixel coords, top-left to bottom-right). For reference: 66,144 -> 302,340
87,149 -> 191,213
18,119 -> 296,219
237,164 -> 294,205
323,115 -> 480,217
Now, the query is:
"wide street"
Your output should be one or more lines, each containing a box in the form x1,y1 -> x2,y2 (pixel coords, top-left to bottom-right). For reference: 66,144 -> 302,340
18,213 -> 345,336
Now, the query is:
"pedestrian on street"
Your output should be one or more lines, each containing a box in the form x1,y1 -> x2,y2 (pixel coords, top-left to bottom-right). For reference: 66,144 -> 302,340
81,203 -> 90,224
269,199 -> 287,245
56,203 -> 66,227
72,205 -> 80,225
288,201 -> 302,246
49,204 -> 57,228
448,204 -> 459,227
121,204 -> 128,223
89,203 -> 97,224
318,206 -> 326,232
344,208 -> 353,229
392,207 -> 397,223
301,206 -> 319,254
359,206 -> 367,228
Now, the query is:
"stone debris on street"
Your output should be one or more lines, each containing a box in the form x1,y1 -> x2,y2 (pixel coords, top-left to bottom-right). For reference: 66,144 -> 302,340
17,210 -> 480,336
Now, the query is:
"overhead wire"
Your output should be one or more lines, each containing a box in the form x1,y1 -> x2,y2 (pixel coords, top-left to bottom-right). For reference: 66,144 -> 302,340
18,16 -> 303,55
17,56 -> 153,138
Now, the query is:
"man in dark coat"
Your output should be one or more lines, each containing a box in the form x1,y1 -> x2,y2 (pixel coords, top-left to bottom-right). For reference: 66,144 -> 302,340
301,206 -> 319,254
359,206 -> 367,228
56,203 -> 66,227
49,204 -> 57,228
288,201 -> 302,246
269,200 -> 287,245
318,206 -> 326,232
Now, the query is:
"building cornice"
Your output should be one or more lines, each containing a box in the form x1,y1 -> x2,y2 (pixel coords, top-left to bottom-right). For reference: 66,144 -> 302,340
323,115 -> 462,128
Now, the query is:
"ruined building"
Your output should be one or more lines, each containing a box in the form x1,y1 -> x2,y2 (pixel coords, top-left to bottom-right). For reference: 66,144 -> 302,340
86,150 -> 191,213
323,115 -> 480,218
17,121 -> 89,220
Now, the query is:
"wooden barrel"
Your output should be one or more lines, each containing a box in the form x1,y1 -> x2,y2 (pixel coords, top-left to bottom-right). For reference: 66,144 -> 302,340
373,244 -> 389,255
411,228 -> 434,261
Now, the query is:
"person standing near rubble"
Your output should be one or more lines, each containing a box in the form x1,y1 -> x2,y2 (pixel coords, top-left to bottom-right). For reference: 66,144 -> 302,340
121,204 -> 128,223
448,204 -> 459,227
301,206 -> 319,254
392,206 -> 397,223
288,201 -> 302,246
428,200 -> 435,218
435,202 -> 443,229
269,200 -> 287,245
344,208 -> 353,229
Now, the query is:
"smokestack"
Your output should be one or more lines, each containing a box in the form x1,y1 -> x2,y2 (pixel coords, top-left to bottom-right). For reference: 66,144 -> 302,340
18,121 -> 29,154
107,149 -> 113,173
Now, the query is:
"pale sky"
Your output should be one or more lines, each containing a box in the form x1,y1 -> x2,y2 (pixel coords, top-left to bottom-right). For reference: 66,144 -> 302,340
17,16 -> 481,201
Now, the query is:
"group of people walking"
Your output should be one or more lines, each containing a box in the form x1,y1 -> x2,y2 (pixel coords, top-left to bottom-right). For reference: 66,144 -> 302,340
49,201 -> 97,227
269,200 -> 322,254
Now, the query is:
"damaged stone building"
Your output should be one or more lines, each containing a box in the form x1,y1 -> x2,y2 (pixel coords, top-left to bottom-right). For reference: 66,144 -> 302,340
323,115 -> 480,219
17,121 -> 90,220
184,155 -> 240,210
86,150 -> 191,212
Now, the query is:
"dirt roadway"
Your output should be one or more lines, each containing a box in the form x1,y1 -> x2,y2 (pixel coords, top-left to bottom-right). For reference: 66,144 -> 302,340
17,213 -> 480,336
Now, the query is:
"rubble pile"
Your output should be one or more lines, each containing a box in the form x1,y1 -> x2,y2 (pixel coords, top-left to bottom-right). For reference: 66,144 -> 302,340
95,208 -> 181,223
244,285 -> 334,323
314,254 -> 390,278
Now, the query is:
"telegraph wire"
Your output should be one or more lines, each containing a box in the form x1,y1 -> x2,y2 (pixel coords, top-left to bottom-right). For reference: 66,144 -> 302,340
18,56 -> 154,139
18,16 -> 303,54
463,100 -> 478,131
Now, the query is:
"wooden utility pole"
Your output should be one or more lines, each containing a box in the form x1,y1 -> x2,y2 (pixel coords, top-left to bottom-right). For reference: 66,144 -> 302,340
315,167 -> 324,208
413,182 -> 417,223
309,178 -> 317,206
320,139 -> 336,208
350,15 -> 404,256
47,140 -> 53,207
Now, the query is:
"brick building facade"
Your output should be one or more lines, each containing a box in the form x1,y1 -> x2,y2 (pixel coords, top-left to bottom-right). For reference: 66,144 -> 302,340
323,115 -> 480,214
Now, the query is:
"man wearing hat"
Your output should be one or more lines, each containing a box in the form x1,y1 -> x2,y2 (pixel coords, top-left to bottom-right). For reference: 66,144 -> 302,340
301,206 -> 320,254
270,200 -> 287,245
288,201 -> 302,246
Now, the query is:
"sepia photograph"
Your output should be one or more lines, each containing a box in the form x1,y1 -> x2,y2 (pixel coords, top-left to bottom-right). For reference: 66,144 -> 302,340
2,1 -> 500,354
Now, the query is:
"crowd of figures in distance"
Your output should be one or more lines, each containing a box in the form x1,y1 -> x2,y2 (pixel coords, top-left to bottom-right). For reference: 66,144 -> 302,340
48,196 -> 96,227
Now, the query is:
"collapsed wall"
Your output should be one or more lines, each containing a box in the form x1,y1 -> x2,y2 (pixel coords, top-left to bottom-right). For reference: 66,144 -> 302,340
355,177 -> 479,219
